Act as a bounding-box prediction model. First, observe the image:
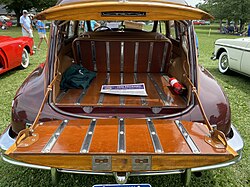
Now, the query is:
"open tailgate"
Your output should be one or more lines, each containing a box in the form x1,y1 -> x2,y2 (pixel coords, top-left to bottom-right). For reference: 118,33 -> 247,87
5,119 -> 237,172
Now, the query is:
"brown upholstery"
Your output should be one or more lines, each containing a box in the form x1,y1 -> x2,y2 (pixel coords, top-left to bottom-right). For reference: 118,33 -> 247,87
72,32 -> 172,73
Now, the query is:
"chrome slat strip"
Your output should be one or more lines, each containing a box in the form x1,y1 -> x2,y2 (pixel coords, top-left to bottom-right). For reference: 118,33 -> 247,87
134,42 -> 139,72
146,119 -> 164,153
76,41 -> 82,64
56,90 -> 68,103
117,118 -> 126,153
91,41 -> 97,71
80,119 -> 97,153
120,73 -> 125,105
160,42 -> 168,72
76,89 -> 86,105
147,73 -> 169,106
97,73 -> 110,105
134,73 -> 147,106
120,42 -> 124,72
41,120 -> 69,153
106,42 -> 110,72
174,120 -> 200,154
147,42 -> 154,72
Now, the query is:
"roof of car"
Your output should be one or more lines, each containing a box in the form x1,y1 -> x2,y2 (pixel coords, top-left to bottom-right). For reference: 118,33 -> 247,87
57,0 -> 187,5
36,0 -> 213,20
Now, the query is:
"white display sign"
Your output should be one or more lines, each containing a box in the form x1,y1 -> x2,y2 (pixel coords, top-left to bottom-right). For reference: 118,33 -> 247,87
101,83 -> 148,96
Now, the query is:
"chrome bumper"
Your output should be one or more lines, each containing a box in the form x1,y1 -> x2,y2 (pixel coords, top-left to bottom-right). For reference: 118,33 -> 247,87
0,124 -> 244,175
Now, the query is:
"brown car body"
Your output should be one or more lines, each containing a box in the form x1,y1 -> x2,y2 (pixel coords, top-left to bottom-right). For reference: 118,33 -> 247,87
0,0 -> 243,186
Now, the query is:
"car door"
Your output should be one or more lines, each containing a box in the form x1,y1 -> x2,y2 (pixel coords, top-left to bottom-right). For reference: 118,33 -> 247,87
227,39 -> 248,71
240,41 -> 250,76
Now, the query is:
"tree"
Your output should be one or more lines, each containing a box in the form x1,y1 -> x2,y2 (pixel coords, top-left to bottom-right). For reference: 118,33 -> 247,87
197,0 -> 250,33
2,0 -> 57,26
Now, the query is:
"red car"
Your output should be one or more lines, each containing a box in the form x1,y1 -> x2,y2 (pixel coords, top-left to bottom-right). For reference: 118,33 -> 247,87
0,36 -> 34,74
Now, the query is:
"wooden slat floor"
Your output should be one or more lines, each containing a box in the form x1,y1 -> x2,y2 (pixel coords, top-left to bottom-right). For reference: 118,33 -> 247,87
55,73 -> 187,107
13,119 -> 230,155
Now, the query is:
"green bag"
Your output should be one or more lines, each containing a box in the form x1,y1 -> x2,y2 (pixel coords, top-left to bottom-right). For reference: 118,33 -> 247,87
60,64 -> 96,90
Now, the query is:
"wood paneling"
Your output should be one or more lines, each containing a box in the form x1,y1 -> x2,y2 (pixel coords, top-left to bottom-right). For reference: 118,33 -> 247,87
9,154 -> 234,172
36,0 -> 213,21
8,119 -> 236,172
153,120 -> 192,153
125,119 -> 155,153
89,119 -> 118,153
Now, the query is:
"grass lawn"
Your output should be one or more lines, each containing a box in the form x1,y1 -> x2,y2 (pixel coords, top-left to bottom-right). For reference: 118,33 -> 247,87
0,26 -> 249,187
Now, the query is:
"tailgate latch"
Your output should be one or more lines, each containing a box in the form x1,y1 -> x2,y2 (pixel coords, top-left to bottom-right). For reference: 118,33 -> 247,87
132,156 -> 151,171
92,156 -> 111,171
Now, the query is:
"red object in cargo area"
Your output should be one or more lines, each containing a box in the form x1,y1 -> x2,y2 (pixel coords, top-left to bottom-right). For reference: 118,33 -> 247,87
169,77 -> 185,94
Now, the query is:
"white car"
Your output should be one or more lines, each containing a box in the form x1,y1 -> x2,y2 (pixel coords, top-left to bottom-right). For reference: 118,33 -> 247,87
213,37 -> 250,76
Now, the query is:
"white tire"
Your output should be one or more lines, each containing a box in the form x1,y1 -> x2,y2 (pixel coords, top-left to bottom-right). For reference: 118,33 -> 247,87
218,51 -> 230,74
20,48 -> 30,69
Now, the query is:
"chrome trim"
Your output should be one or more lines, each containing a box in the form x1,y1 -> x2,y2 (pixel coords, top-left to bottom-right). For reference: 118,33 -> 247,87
146,119 -> 164,153
97,73 -> 110,105
106,42 -> 110,72
147,42 -> 154,72
76,41 -> 82,64
91,41 -> 97,71
114,172 -> 130,184
215,43 -> 250,52
41,120 -> 69,153
118,118 -> 126,153
120,73 -> 125,106
92,155 -> 111,171
134,42 -> 139,72
160,42 -> 168,72
76,89 -> 86,105
191,153 -> 242,172
132,156 -> 151,171
0,127 -> 15,151
134,73 -> 147,106
147,73 -> 169,106
57,168 -> 184,176
80,119 -> 96,153
174,120 -> 200,154
1,154 -> 51,170
120,42 -> 124,72
227,125 -> 244,152
56,90 -> 67,103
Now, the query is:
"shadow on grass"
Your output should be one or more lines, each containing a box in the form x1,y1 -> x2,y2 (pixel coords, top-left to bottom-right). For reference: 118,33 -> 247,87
0,162 -> 217,187
0,67 -> 21,79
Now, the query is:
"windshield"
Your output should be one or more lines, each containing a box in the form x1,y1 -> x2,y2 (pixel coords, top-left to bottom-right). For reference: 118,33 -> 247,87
79,20 -> 155,32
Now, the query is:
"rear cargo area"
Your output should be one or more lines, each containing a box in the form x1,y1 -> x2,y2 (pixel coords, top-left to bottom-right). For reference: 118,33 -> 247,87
52,32 -> 191,113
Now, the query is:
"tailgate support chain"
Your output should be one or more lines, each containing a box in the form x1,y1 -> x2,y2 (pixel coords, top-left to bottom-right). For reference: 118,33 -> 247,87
175,120 -> 200,154
6,75 -> 59,155
185,76 -> 237,155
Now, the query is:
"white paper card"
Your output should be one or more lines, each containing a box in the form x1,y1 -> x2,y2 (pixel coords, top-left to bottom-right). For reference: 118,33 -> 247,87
100,83 -> 148,96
